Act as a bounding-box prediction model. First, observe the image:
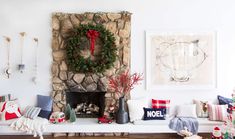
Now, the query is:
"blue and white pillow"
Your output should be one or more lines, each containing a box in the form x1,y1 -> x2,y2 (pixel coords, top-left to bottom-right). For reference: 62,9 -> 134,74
143,108 -> 166,120
217,95 -> 233,113
24,106 -> 41,119
37,95 -> 53,111
37,95 -> 53,119
218,95 -> 233,105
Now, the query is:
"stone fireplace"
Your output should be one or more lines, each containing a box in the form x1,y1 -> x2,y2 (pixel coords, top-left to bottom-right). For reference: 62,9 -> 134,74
51,12 -> 131,116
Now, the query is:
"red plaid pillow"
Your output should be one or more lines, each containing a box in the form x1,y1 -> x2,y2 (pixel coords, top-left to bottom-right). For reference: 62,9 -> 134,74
152,99 -> 170,109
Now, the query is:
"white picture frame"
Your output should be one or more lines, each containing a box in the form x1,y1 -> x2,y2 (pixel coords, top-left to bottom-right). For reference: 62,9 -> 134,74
145,31 -> 217,90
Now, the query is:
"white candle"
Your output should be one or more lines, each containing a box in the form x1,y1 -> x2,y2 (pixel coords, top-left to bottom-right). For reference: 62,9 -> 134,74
32,38 -> 39,84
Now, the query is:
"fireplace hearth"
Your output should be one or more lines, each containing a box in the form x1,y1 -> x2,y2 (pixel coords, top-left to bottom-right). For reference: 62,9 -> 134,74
66,91 -> 105,118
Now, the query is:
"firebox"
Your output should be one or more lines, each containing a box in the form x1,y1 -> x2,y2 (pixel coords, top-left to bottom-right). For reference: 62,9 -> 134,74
66,91 -> 106,118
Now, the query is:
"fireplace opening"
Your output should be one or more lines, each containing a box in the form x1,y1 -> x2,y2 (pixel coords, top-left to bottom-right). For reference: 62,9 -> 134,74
66,91 -> 106,118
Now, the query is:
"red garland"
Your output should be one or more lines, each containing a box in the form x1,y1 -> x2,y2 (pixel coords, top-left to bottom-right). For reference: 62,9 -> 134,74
86,30 -> 99,55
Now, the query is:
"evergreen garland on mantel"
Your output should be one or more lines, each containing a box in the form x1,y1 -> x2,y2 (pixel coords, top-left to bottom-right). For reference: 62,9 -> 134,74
66,24 -> 117,73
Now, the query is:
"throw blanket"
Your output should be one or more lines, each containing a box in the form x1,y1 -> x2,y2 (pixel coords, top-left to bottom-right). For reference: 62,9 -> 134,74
169,117 -> 199,135
10,116 -> 48,139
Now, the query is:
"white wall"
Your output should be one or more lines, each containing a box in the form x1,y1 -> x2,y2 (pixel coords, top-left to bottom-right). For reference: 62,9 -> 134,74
0,0 -> 235,108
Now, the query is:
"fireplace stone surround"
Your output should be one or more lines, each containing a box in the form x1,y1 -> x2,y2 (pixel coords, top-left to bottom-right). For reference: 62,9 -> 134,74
51,12 -> 131,116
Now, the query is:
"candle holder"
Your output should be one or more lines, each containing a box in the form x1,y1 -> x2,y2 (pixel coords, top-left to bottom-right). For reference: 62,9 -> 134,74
18,64 -> 25,73
3,36 -> 11,79
19,32 -> 26,73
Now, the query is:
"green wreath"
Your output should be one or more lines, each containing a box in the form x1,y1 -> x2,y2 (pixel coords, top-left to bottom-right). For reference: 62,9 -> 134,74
66,24 -> 117,73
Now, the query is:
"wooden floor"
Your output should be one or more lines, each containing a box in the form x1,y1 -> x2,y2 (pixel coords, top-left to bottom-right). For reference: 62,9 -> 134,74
0,134 -> 211,139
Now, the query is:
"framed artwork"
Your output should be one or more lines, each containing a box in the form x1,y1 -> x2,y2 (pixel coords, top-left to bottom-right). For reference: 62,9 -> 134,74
145,31 -> 217,90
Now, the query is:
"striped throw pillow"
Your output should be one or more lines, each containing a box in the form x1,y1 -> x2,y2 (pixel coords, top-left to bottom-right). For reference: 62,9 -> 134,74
152,99 -> 170,117
208,104 -> 228,121
152,99 -> 170,108
23,106 -> 41,119
0,94 -> 11,102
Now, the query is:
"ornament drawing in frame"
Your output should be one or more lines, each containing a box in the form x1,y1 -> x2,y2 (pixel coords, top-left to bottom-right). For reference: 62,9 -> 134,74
146,31 -> 217,90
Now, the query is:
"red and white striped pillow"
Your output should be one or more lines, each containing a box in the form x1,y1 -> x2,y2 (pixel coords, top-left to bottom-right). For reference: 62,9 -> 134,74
208,104 -> 228,121
152,99 -> 170,109
152,99 -> 170,117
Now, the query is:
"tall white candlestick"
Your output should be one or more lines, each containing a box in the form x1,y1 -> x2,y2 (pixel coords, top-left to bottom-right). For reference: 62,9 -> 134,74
32,38 -> 38,84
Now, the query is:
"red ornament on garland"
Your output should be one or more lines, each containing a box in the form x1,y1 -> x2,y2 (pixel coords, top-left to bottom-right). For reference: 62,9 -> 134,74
86,30 -> 99,55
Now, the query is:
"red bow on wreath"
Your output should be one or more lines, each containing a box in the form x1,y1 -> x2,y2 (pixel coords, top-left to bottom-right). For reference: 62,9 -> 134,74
86,30 -> 99,55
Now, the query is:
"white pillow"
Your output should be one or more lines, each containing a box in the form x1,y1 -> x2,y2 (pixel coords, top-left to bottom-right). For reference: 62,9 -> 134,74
193,99 -> 209,118
176,104 -> 197,118
127,98 -> 148,122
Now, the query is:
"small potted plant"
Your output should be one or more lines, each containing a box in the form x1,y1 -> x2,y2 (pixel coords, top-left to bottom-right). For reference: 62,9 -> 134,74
109,70 -> 143,124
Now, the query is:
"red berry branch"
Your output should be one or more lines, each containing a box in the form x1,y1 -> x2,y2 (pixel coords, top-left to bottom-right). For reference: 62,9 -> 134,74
109,70 -> 143,98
